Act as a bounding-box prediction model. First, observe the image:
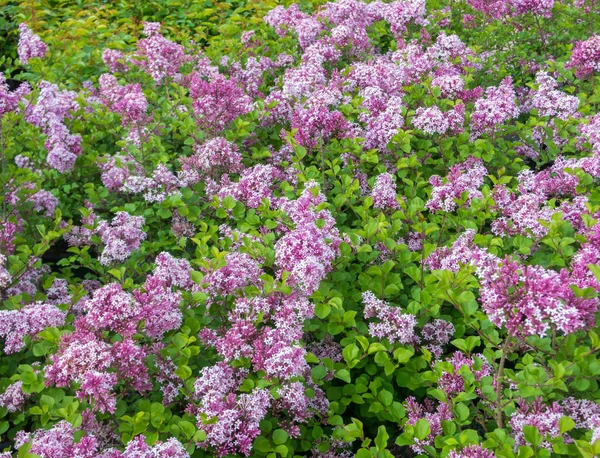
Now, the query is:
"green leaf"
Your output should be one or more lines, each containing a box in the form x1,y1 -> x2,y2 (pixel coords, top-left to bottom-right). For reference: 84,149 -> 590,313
559,416 -> 575,434
179,420 -> 195,439
311,365 -> 327,380
315,302 -> 331,319
375,425 -> 389,451
378,390 -> 393,407
454,403 -> 470,423
175,365 -> 192,380
415,419 -> 431,440
393,347 -> 414,363
273,429 -> 289,445
336,369 -> 351,383
523,425 -> 543,447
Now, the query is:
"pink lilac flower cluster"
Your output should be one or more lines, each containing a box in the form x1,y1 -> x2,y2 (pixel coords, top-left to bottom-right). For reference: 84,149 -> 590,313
170,212 -> 195,239
15,421 -> 189,458
447,445 -> 496,458
509,399 -> 565,449
215,164 -> 285,208
0,381 -> 28,412
24,81 -> 82,172
412,104 -> 464,135
102,49 -> 128,73
437,352 -> 493,395
97,212 -> 146,265
15,421 -> 99,458
560,397 -> 600,436
201,252 -> 263,301
17,24 -> 48,64
191,182 -> 339,454
98,74 -> 150,130
405,397 -> 453,454
426,157 -> 487,212
275,181 -> 341,294
362,291 -> 417,344
566,35 -> 600,79
381,0 -> 428,38
0,73 -> 31,118
490,156 -> 588,238
290,105 -> 351,148
4,264 -> 51,301
470,77 -> 519,140
0,254 -> 11,289
531,72 -> 580,120
64,201 -> 98,247
371,173 -> 400,210
30,189 -> 59,217
45,254 -> 187,413
133,22 -> 189,83
509,0 -> 554,17
423,229 -> 486,272
478,256 -> 597,337
187,73 -> 253,134
425,227 -> 599,337
466,0 -> 509,19
180,137 -> 244,180
122,163 -> 182,203
112,435 -> 190,458
421,319 -> 455,359
579,113 -> 600,149
0,302 -> 66,354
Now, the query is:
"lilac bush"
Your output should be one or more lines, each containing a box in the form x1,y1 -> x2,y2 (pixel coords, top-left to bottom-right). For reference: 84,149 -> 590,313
1,0 -> 600,457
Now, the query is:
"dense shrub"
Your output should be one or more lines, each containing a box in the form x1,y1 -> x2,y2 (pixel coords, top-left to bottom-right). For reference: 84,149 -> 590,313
1,0 -> 600,457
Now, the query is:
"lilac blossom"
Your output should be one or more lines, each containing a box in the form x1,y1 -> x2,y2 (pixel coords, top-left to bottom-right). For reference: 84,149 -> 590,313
134,22 -> 189,83
193,363 -> 271,457
216,164 -> 284,208
362,291 -> 417,344
531,72 -> 579,119
470,77 -> 519,140
15,421 -> 98,458
99,74 -> 149,128
405,397 -> 453,454
412,105 -> 450,135
76,371 -> 118,414
0,254 -> 11,290
0,302 -> 66,354
0,73 -> 31,117
97,212 -> 146,265
188,73 -> 253,134
80,283 -> 138,336
134,274 -> 183,339
447,445 -> 496,458
181,137 -> 244,178
371,173 -> 400,210
426,157 -> 487,212
24,81 -> 82,172
0,381 -> 28,412
478,257 -> 597,337
421,319 -> 455,358
509,399 -> 564,449
102,49 -> 128,73
362,96 -> 405,151
202,252 -> 264,299
17,24 -> 47,64
566,35 -> 600,79
438,352 -> 493,395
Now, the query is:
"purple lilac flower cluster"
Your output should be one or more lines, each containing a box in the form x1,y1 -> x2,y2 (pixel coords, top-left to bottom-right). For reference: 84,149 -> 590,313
567,35 -> 600,78
97,212 -> 146,265
23,81 -> 82,172
17,24 -> 47,64
426,157 -> 487,212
